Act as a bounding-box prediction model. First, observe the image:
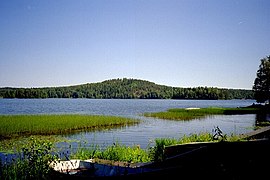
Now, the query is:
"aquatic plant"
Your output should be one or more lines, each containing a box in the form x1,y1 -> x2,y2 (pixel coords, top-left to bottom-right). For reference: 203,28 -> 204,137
0,114 -> 140,139
144,107 -> 260,120
70,142 -> 151,163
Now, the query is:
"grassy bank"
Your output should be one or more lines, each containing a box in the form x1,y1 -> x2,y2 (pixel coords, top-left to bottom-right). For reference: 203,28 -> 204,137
144,107 -> 260,120
70,127 -> 242,163
0,114 -> 139,139
0,130 -> 248,179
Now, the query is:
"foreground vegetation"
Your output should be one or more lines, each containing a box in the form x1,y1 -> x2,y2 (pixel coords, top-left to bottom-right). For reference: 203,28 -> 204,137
0,114 -> 139,139
70,129 -> 241,163
144,107 -> 260,120
0,138 -> 59,180
70,142 -> 152,163
0,78 -> 253,99
0,130 -> 244,179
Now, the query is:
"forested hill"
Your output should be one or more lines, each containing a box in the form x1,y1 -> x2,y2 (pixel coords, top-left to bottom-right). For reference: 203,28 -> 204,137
0,78 -> 254,100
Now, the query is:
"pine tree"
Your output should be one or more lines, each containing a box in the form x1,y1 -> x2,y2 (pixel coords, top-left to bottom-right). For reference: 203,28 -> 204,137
253,55 -> 270,103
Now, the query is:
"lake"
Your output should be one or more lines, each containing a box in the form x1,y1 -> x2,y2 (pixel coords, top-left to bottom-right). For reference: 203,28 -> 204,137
0,98 -> 257,149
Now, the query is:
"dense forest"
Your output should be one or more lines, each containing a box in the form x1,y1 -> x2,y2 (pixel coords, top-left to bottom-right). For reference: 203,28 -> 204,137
0,78 -> 254,100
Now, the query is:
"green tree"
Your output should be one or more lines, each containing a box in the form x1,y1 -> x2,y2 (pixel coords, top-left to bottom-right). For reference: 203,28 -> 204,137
253,55 -> 270,103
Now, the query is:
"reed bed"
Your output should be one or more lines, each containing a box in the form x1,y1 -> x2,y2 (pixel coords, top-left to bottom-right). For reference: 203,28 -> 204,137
0,114 -> 139,139
144,107 -> 259,120
70,142 -> 151,163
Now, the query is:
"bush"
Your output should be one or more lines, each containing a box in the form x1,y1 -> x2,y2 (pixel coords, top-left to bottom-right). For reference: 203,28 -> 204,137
0,138 -> 58,180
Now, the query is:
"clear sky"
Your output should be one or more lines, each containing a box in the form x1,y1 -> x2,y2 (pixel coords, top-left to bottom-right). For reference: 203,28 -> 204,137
0,0 -> 269,89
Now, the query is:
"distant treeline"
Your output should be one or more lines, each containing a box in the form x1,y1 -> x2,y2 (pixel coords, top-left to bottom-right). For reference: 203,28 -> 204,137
0,78 -> 254,100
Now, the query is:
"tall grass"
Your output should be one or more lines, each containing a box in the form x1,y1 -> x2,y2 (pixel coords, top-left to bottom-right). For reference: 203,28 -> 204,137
70,128 -> 243,163
0,114 -> 139,139
144,107 -> 260,120
70,134 -> 218,163
149,130 -> 243,162
1,131 -> 245,179
70,142 -> 151,163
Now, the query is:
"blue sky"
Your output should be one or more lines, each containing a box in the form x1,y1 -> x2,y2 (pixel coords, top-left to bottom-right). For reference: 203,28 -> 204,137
0,0 -> 269,89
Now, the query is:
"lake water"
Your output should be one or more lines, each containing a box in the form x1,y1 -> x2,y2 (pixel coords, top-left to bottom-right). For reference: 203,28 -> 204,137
0,99 -> 257,150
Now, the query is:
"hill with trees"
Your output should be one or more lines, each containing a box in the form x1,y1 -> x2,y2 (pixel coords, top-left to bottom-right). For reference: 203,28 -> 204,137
0,78 -> 254,100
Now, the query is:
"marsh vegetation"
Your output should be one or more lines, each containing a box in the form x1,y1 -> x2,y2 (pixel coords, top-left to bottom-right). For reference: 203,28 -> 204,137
0,114 -> 139,139
144,107 -> 260,120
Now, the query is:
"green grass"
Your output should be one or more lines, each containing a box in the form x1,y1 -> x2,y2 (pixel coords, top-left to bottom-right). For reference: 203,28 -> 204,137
0,114 -> 140,139
149,131 -> 243,162
70,128 -> 243,163
0,131 -> 247,179
70,142 -> 151,163
144,107 -> 260,120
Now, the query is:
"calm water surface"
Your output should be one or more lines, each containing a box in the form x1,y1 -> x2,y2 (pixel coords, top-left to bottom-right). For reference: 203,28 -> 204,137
0,99 -> 257,149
